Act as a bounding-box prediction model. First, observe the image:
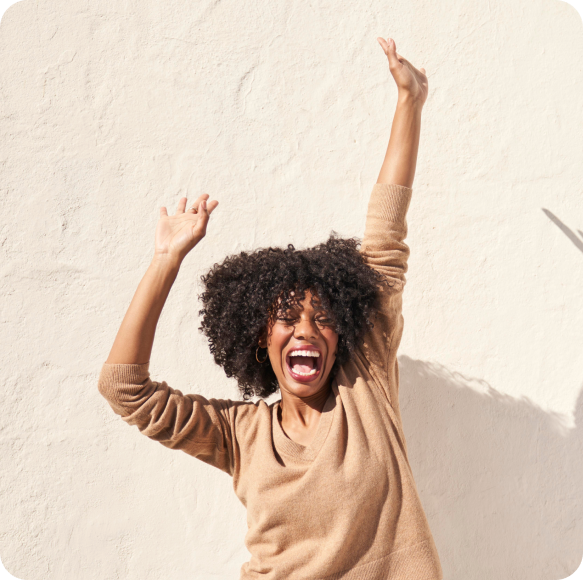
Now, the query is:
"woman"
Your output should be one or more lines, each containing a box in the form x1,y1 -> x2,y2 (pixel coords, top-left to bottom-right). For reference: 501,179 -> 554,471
98,37 -> 442,579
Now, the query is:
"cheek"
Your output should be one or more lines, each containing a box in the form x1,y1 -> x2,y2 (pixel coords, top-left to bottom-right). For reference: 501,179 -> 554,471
266,327 -> 292,361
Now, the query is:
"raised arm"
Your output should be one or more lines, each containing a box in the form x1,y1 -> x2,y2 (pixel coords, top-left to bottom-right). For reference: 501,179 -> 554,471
98,194 -> 240,475
358,38 -> 427,409
363,37 -> 427,295
365,37 -> 427,283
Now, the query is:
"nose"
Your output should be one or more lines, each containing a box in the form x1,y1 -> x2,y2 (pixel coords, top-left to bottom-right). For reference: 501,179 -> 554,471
293,316 -> 318,340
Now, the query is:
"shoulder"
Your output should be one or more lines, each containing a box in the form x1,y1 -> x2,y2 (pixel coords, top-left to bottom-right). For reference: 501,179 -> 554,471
336,343 -> 396,410
212,397 -> 277,441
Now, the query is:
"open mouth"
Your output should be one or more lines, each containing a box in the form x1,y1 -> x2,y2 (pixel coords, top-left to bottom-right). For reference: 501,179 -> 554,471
285,348 -> 323,383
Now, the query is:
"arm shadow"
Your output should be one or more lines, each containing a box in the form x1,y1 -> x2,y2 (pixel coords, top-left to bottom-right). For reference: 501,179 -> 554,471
542,208 -> 583,253
398,355 -> 583,580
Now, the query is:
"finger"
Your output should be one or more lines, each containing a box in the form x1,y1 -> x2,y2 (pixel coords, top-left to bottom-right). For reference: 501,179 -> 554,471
176,197 -> 187,214
185,195 -> 204,215
160,207 -> 168,217
187,193 -> 211,214
194,199 -> 210,235
207,200 -> 219,215
377,37 -> 389,54
385,38 -> 402,70
420,67 -> 426,75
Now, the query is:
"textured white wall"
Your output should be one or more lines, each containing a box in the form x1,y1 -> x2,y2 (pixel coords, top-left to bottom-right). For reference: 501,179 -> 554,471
1,0 -> 582,579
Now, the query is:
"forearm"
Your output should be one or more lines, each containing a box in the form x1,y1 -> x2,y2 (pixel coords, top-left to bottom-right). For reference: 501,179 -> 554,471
105,256 -> 181,365
376,95 -> 423,188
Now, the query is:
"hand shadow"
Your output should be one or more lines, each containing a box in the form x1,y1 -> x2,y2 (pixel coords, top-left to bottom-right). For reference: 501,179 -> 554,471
398,355 -> 583,580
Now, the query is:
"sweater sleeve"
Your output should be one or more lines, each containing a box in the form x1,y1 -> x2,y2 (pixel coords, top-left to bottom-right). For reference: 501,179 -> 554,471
97,362 -> 236,475
358,183 -> 412,408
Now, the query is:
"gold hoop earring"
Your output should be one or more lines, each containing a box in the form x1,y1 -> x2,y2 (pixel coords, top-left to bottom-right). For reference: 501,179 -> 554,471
256,346 -> 268,364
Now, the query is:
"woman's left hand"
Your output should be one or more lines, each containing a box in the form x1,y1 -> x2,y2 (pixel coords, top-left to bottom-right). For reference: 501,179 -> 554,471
377,37 -> 428,107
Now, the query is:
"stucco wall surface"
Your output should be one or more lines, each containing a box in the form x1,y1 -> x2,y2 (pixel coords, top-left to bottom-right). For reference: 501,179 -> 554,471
1,0 -> 582,578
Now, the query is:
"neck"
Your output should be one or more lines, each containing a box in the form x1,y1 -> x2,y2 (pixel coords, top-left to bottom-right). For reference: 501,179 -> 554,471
278,381 -> 332,427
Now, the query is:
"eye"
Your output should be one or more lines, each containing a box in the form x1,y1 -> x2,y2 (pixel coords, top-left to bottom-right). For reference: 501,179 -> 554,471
277,314 -> 297,325
316,316 -> 334,326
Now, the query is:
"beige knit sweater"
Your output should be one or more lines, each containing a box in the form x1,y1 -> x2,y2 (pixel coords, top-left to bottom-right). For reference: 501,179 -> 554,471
98,183 -> 443,580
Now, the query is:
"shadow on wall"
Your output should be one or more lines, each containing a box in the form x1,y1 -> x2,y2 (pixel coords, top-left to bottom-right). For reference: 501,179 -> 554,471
398,355 -> 583,580
542,209 -> 583,253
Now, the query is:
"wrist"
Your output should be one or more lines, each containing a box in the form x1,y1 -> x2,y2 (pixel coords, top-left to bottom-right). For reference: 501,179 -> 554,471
397,91 -> 425,110
151,253 -> 182,274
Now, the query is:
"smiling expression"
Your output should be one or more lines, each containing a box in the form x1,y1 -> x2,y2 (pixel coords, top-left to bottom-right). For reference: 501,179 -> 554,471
259,290 -> 339,399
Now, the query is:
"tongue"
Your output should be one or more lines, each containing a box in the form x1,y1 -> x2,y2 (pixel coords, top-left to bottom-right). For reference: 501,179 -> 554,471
290,356 -> 315,374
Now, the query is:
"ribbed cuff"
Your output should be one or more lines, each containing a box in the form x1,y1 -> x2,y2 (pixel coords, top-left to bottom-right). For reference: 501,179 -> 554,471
369,183 -> 413,225
99,361 -> 150,380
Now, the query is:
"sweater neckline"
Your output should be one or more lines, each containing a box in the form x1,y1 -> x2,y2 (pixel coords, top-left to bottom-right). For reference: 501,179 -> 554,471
272,381 -> 337,461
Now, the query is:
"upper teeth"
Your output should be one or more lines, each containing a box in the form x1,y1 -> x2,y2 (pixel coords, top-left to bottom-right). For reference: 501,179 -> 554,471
289,350 -> 320,357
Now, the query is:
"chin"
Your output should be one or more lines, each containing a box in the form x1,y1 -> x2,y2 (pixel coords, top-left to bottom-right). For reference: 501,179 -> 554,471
282,372 -> 333,398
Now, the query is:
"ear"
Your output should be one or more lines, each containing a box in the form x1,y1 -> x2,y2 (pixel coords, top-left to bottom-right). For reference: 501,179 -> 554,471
257,329 -> 268,349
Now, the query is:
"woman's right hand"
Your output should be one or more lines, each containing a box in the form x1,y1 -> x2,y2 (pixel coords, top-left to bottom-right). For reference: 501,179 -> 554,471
154,193 -> 219,265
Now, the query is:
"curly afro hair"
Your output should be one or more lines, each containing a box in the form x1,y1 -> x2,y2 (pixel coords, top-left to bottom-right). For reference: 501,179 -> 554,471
198,234 -> 385,400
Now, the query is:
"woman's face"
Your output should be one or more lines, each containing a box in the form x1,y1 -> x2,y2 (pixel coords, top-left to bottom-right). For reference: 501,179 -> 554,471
260,290 -> 339,399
